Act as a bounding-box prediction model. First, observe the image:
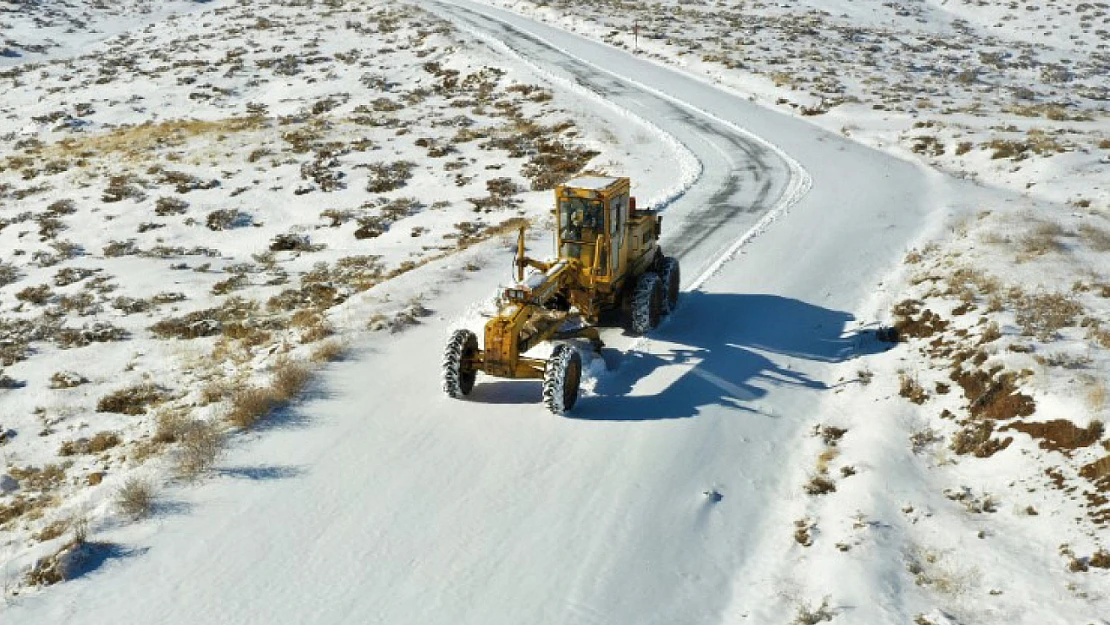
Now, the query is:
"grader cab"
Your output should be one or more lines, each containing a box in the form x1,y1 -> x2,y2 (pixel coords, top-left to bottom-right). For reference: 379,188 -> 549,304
442,176 -> 679,414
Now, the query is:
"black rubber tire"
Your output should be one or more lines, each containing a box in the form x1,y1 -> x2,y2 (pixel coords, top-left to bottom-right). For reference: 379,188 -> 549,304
660,256 -> 680,314
631,272 -> 664,335
543,344 -> 582,415
442,329 -> 478,398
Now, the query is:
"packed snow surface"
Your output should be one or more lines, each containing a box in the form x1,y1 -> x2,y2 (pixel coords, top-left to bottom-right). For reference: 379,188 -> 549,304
1,0 -> 1108,624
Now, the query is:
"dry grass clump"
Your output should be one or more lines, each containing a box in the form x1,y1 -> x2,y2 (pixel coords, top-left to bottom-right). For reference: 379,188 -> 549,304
9,464 -> 67,492
175,419 -> 225,480
793,517 -> 814,547
366,160 -> 415,193
153,407 -> 192,443
1078,224 -> 1110,252
899,372 -> 929,404
892,299 -> 949,339
951,420 -> 1013,457
1020,222 -> 1068,257
24,533 -> 112,587
272,357 -> 312,398
226,357 -> 312,429
58,431 -> 121,456
1014,292 -> 1083,340
1003,420 -> 1103,453
0,261 -> 20,287
793,596 -> 834,624
32,518 -> 70,543
226,387 -> 280,429
96,383 -> 169,415
311,339 -> 346,362
804,474 -> 837,495
951,366 -> 1035,421
115,477 -> 155,520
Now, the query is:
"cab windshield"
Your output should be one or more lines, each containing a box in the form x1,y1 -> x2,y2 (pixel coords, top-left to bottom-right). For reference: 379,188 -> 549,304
559,198 -> 604,243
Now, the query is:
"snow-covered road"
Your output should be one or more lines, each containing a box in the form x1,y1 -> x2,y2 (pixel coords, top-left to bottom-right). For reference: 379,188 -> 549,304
9,3 -> 951,624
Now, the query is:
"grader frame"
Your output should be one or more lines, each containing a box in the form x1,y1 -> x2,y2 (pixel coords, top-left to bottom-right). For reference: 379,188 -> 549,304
442,176 -> 679,414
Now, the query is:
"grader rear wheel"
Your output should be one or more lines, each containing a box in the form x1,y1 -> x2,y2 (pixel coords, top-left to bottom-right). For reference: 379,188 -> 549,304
631,272 -> 664,335
442,329 -> 478,398
543,344 -> 582,415
660,256 -> 680,314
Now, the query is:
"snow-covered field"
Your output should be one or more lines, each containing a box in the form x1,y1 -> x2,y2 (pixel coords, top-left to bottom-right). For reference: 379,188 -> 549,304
1,0 -> 1108,623
0,0 -> 677,597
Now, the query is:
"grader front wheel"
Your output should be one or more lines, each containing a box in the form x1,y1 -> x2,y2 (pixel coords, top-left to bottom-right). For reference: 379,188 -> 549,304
443,329 -> 479,398
543,344 -> 582,414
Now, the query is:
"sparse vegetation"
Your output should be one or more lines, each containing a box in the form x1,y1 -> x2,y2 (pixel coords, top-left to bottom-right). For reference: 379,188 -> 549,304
115,477 -> 155,520
96,383 -> 169,415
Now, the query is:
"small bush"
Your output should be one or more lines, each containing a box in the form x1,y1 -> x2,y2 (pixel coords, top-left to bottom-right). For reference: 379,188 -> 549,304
311,339 -> 346,362
58,431 -> 120,456
272,357 -> 311,400
1015,292 -> 1083,340
0,262 -> 20,287
226,386 -> 279,429
97,383 -> 169,415
899,372 -> 928,404
116,478 -> 155,520
206,209 -> 249,231
366,161 -> 415,193
154,196 -> 189,216
1078,224 -> 1110,252
16,284 -> 54,305
804,474 -> 836,495
175,419 -> 225,480
153,408 -> 191,443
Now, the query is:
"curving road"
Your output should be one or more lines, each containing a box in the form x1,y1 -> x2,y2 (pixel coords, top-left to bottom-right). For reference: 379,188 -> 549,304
9,3 -> 950,624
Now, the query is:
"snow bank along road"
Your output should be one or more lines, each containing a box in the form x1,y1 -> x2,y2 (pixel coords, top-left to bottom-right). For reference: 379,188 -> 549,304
10,2 -> 957,624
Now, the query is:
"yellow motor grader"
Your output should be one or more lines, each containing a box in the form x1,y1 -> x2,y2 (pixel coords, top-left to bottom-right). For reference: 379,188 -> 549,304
442,176 -> 679,414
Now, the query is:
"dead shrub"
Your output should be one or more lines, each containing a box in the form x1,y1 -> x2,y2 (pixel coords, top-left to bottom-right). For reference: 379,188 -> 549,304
0,262 -> 21,287
1078,224 -> 1110,252
226,386 -> 279,429
25,536 -> 117,587
9,464 -> 67,492
153,407 -> 192,443
116,477 -> 155,520
1003,420 -> 1104,453
206,208 -> 249,231
199,379 -> 233,405
32,518 -> 70,542
97,383 -> 169,415
794,518 -> 814,547
311,339 -> 346,362
817,425 -> 847,446
951,420 -> 1013,457
175,419 -> 225,480
366,160 -> 415,193
951,366 -> 1035,421
58,431 -> 121,456
1015,292 -> 1083,340
892,299 -> 948,339
1020,222 -> 1067,256
154,196 -> 189,216
899,372 -> 928,404
272,357 -> 311,400
16,284 -> 54,305
804,474 -> 836,495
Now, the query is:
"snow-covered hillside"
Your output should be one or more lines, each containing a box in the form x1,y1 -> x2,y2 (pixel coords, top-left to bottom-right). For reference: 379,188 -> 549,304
1,0 -> 1108,624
